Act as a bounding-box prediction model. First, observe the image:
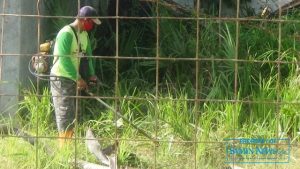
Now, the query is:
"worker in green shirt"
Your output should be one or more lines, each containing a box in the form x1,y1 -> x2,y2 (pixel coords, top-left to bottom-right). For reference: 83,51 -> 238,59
50,6 -> 101,148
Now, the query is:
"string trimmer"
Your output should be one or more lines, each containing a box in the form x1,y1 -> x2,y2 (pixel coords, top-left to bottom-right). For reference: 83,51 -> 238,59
85,90 -> 157,144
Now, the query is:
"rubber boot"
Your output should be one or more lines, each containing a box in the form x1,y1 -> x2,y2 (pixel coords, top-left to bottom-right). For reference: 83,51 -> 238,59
58,129 -> 74,148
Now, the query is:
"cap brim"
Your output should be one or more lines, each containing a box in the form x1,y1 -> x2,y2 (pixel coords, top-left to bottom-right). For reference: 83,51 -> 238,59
92,19 -> 101,25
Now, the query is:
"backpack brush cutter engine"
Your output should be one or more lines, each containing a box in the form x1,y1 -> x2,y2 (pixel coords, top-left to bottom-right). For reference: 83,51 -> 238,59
29,40 -> 54,80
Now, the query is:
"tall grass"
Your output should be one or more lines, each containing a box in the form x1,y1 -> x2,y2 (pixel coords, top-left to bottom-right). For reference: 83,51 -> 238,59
2,75 -> 299,168
280,73 -> 300,139
18,82 -> 54,132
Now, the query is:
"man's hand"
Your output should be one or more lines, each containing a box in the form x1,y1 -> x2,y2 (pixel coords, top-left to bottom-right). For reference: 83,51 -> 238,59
77,78 -> 88,91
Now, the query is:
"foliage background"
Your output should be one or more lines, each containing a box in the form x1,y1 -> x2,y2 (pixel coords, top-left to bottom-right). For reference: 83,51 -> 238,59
1,0 -> 300,168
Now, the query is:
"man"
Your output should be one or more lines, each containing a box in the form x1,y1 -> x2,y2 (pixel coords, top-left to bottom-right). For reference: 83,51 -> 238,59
50,6 -> 101,147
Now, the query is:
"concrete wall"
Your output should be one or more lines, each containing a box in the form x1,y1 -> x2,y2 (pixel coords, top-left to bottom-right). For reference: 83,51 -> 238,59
221,0 -> 293,16
173,0 -> 294,16
175,0 -> 194,8
0,0 -> 37,116
249,0 -> 293,15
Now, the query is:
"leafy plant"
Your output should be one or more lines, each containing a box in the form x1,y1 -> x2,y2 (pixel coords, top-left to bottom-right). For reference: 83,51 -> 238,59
44,0 -> 76,34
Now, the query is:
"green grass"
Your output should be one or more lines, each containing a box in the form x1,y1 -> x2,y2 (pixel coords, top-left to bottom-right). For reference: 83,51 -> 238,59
1,73 -> 299,168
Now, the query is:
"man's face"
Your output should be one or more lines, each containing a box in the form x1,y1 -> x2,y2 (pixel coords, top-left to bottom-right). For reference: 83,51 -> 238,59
82,19 -> 94,31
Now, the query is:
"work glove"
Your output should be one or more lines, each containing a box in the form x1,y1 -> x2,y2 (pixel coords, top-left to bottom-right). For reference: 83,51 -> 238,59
88,75 -> 98,87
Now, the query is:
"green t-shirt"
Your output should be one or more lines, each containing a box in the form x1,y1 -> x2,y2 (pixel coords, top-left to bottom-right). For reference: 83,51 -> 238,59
51,25 -> 95,81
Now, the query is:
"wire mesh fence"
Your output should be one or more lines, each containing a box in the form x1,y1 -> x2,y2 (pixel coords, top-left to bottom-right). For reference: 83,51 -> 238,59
0,0 -> 299,168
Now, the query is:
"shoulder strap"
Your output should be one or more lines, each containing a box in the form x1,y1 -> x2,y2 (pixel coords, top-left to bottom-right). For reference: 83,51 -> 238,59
69,25 -> 81,51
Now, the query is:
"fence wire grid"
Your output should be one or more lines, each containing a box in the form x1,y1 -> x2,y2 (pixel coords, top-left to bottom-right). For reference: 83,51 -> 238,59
0,0 -> 299,169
